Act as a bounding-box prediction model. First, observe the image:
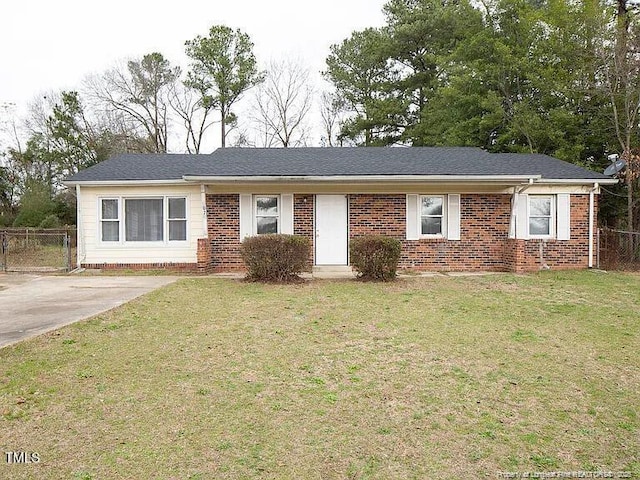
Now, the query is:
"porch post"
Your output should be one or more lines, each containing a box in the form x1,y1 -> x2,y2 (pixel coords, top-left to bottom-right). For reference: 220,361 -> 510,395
200,184 -> 208,237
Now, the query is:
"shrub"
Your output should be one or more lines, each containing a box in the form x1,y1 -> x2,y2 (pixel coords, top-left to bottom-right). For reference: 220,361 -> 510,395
12,181 -> 56,227
38,214 -> 61,229
350,235 -> 402,281
240,234 -> 311,282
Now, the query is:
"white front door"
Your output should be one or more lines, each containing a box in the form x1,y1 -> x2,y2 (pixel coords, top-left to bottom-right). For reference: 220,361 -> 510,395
315,195 -> 348,265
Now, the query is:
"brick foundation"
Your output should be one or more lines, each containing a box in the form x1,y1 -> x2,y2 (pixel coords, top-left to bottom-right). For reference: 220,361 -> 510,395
81,262 -> 199,272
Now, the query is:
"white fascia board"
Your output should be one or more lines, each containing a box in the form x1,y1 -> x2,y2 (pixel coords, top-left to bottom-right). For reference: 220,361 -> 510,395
63,179 -> 187,187
536,178 -> 619,185
182,174 -> 542,184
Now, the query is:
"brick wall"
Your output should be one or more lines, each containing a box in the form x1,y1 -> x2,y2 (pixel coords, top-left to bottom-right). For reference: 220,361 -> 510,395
518,194 -> 592,271
349,194 -> 511,271
197,237 -> 213,273
348,193 -> 593,272
197,192 -> 595,273
294,194 -> 314,271
206,194 -> 244,272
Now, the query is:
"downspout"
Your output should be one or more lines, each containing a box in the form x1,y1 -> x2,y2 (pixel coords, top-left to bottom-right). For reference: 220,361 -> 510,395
588,183 -> 598,268
75,184 -> 85,268
200,184 -> 208,237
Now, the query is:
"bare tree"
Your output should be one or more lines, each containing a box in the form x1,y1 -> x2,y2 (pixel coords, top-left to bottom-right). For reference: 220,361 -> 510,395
84,53 -> 179,153
168,83 -> 218,153
251,58 -> 314,147
319,91 -> 347,147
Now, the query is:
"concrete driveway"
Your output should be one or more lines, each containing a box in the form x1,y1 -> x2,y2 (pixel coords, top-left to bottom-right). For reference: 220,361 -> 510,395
0,274 -> 178,348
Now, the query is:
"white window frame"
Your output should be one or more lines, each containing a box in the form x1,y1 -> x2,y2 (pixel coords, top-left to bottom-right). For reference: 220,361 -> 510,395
254,195 -> 280,235
124,197 -> 164,243
419,195 -> 446,238
167,197 -> 188,243
528,195 -> 555,239
99,198 -> 120,243
97,195 -> 189,246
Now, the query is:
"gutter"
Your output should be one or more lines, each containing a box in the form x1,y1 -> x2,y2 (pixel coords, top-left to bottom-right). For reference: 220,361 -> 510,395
181,174 -> 543,184
64,179 -> 188,187
588,183 -> 599,268
64,175 -> 618,187
535,178 -> 618,185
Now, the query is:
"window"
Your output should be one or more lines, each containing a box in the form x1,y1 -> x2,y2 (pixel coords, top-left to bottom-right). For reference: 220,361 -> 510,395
99,196 -> 188,244
420,196 -> 444,236
255,195 -> 279,234
100,199 -> 120,242
168,198 -> 187,241
529,196 -> 553,237
125,199 -> 163,241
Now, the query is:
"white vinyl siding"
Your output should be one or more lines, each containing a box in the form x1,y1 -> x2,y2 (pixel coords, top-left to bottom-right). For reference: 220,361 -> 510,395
81,186 -> 202,265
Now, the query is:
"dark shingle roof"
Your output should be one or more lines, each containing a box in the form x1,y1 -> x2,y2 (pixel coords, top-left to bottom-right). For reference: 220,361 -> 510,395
65,147 -> 611,182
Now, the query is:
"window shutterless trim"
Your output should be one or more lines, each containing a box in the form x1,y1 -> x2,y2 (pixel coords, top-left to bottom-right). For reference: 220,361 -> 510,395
98,197 -> 121,243
254,194 -> 280,235
528,195 -> 555,239
167,197 -> 188,242
419,194 -> 446,238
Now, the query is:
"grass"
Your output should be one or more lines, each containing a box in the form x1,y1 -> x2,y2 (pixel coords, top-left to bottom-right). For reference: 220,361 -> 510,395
1,271 -> 639,479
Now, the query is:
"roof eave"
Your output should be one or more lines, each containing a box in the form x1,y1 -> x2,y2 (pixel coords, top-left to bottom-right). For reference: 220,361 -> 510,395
64,179 -> 187,187
536,178 -> 619,185
182,174 -> 542,184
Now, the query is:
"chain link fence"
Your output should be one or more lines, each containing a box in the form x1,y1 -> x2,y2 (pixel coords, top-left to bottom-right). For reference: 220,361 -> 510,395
599,228 -> 640,271
0,228 -> 76,273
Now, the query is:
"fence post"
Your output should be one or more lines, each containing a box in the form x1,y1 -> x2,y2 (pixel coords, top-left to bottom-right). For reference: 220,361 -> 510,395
596,228 -> 600,270
1,232 -> 6,273
64,233 -> 71,272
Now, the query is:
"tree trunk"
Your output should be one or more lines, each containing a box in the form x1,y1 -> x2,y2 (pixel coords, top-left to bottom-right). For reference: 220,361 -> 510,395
220,114 -> 226,148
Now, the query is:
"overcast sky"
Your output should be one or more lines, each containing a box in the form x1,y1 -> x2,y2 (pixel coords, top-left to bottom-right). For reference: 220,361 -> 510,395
0,0 -> 387,123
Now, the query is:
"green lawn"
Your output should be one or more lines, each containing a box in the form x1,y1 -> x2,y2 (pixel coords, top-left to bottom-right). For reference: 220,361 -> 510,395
1,272 -> 639,479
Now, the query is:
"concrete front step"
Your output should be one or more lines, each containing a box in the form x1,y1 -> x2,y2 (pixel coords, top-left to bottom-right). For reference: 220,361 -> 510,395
311,265 -> 355,278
